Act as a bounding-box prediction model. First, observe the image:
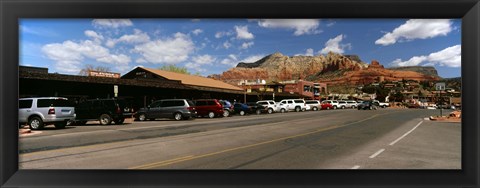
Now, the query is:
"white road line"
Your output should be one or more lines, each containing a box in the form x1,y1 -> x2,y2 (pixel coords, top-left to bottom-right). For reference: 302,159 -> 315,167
351,165 -> 360,169
369,148 -> 385,159
389,121 -> 423,146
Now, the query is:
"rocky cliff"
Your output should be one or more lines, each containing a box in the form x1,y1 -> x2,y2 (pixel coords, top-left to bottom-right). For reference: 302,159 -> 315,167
219,52 -> 367,83
211,52 -> 440,86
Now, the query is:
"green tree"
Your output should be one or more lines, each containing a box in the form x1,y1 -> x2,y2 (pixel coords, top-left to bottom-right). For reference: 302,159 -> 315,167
79,64 -> 111,76
158,64 -> 191,75
361,85 -> 376,94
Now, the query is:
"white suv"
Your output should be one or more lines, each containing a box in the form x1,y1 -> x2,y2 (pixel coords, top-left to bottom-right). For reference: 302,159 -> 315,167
19,97 -> 76,130
345,100 -> 358,108
278,99 -> 306,112
305,100 -> 321,111
257,100 -> 277,114
323,100 -> 339,109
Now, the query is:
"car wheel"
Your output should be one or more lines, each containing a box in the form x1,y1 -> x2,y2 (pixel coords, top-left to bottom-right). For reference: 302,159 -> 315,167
239,110 -> 246,116
54,122 -> 66,129
223,110 -> 230,117
341,106 -> 345,109
313,107 -> 318,111
280,108 -> 286,113
115,118 -> 125,125
99,114 -> 112,125
267,108 -> 273,114
352,106 -> 356,109
334,106 -> 337,109
137,113 -> 146,121
208,112 -> 215,118
29,116 -> 44,130
369,106 -> 373,110
295,106 -> 301,112
174,112 -> 183,121
256,109 -> 261,115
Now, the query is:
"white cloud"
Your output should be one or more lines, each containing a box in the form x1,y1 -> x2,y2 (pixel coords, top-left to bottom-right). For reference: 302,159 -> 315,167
92,19 -> 133,28
215,31 -> 233,38
136,58 -> 148,64
106,29 -> 150,47
223,41 -> 232,49
186,54 -> 216,72
295,48 -> 314,56
240,41 -> 254,49
256,19 -> 321,36
320,34 -> 351,54
221,54 -> 238,67
133,32 -> 194,64
375,19 -> 452,46
239,54 -> 265,63
192,29 -> 203,35
235,25 -> 254,40
192,55 -> 216,65
41,40 -> 131,73
390,45 -> 461,68
84,30 -> 104,42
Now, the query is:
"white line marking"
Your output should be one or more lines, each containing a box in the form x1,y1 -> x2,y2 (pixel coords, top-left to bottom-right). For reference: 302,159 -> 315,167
351,165 -> 360,169
389,121 -> 423,146
369,148 -> 385,158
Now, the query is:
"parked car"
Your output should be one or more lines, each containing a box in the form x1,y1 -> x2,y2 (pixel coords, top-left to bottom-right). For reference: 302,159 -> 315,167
194,99 -> 224,118
135,99 -> 196,121
357,100 -> 380,110
276,102 -> 289,113
338,100 -> 347,109
233,103 -> 254,116
278,99 -> 307,112
345,100 -> 358,109
305,100 -> 321,111
219,100 -> 234,117
321,101 -> 334,110
322,100 -> 339,109
74,98 -> 133,125
19,97 -> 75,130
247,102 -> 268,114
256,100 -> 277,114
373,100 -> 390,108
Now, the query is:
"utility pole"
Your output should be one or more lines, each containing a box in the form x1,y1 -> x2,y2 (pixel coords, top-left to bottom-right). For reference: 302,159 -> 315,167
436,82 -> 445,117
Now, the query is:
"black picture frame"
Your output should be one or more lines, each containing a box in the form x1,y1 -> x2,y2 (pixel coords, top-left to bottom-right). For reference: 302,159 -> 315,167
1,0 -> 479,187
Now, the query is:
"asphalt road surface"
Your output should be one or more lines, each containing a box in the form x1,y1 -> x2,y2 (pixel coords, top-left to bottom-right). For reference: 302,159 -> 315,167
19,108 -> 461,169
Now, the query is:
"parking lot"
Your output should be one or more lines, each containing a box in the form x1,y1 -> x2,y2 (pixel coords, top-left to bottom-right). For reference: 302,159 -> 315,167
19,107 -> 461,169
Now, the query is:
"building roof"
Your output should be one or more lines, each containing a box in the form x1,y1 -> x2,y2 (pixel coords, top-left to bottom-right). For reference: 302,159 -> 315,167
139,67 -> 244,91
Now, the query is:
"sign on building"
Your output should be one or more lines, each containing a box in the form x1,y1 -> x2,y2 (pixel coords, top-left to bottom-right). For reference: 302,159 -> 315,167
435,82 -> 446,91
88,71 -> 121,78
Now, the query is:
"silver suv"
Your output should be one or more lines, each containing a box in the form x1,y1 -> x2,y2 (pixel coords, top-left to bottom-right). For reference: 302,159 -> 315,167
19,97 -> 76,130
135,99 -> 197,121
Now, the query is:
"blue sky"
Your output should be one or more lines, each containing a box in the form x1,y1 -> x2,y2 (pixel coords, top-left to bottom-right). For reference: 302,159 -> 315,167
20,19 -> 461,78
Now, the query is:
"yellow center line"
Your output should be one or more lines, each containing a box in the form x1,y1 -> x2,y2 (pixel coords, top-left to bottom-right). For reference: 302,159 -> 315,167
129,113 -> 388,169
130,125 -> 342,169
129,155 -> 195,169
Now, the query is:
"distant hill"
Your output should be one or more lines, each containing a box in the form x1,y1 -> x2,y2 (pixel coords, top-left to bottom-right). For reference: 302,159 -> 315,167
388,66 -> 440,78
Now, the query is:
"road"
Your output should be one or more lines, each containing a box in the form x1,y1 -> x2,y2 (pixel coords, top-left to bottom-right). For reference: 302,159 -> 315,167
19,108 -> 461,169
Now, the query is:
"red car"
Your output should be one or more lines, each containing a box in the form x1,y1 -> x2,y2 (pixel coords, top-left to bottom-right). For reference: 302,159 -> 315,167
321,101 -> 334,110
194,99 -> 224,118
